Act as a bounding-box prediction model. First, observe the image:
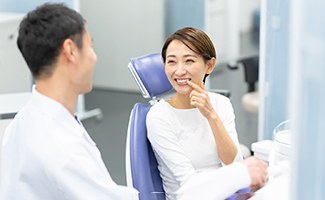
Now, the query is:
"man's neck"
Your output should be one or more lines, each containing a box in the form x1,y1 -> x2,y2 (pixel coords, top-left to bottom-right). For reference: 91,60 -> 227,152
35,80 -> 78,116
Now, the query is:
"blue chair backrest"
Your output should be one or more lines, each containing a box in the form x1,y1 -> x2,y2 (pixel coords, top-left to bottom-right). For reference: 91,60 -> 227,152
128,52 -> 172,99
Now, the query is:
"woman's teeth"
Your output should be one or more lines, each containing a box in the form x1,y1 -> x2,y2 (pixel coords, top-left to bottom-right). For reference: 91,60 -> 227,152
177,79 -> 190,83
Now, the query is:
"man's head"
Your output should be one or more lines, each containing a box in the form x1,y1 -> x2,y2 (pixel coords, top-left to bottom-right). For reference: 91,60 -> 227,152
17,3 -> 85,79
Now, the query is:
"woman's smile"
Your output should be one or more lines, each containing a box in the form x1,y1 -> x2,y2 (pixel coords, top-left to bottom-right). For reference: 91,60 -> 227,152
175,78 -> 191,85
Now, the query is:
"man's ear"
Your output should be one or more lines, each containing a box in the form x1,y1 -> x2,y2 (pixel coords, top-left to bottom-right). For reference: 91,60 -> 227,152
62,38 -> 77,63
206,57 -> 216,74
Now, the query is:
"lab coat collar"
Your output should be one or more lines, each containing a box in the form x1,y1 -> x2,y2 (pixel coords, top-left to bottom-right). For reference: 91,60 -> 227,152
30,86 -> 92,142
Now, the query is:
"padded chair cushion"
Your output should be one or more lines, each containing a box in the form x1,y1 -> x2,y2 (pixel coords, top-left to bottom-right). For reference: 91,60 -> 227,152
130,53 -> 172,98
129,103 -> 165,200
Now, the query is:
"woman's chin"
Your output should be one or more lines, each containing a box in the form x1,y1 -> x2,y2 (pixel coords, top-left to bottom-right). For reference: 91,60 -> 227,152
175,88 -> 191,96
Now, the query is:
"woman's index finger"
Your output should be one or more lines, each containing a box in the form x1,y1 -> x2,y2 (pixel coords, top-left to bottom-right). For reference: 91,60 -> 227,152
187,80 -> 204,91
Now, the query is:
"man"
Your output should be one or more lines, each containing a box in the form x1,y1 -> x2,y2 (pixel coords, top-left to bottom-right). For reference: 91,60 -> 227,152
0,3 -> 137,199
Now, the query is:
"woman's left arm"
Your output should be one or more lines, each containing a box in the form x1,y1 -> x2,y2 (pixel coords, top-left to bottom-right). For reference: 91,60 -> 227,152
206,103 -> 239,164
188,81 -> 241,165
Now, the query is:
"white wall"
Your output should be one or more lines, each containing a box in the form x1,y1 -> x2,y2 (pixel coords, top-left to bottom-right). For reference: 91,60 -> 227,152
0,12 -> 31,93
205,0 -> 260,62
239,0 -> 260,33
80,0 -> 165,92
205,0 -> 240,62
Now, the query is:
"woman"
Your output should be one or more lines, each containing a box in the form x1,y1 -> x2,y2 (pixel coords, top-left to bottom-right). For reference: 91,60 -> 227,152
146,27 -> 267,200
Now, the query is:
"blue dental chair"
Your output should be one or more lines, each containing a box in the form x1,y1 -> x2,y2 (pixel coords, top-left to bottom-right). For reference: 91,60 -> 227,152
125,52 -> 170,200
126,52 -> 251,200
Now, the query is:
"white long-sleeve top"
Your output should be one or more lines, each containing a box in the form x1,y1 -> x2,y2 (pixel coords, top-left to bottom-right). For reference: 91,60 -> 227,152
0,88 -> 138,200
147,92 -> 250,200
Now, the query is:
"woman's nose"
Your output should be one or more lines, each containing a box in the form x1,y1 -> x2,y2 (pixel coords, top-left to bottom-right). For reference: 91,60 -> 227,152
175,64 -> 186,75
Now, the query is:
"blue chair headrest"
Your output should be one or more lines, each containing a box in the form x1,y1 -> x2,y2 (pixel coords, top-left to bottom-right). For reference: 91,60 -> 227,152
128,52 -> 173,99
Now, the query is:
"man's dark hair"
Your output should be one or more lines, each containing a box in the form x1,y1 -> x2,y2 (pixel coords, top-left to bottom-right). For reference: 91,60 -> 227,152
17,3 -> 86,78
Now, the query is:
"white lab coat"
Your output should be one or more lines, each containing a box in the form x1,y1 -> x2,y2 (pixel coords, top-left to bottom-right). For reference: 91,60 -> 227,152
0,88 -> 138,200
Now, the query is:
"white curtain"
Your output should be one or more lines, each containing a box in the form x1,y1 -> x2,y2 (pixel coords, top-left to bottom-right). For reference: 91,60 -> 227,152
258,0 -> 290,140
289,0 -> 325,199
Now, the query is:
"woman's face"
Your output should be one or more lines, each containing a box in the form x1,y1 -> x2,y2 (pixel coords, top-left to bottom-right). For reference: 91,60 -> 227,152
164,39 -> 214,96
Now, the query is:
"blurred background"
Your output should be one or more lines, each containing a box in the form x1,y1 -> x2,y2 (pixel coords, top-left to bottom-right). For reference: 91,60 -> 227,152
1,0 -> 324,199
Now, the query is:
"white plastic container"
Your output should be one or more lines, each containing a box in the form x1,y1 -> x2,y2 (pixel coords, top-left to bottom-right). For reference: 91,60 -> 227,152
251,140 -> 274,163
269,120 -> 291,166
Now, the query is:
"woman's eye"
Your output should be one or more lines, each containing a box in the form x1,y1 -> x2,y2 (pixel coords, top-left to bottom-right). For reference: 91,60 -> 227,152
186,59 -> 194,64
167,60 -> 176,65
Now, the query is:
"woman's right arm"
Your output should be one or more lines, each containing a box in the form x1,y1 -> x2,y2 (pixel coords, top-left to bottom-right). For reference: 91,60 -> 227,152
146,109 -> 197,185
